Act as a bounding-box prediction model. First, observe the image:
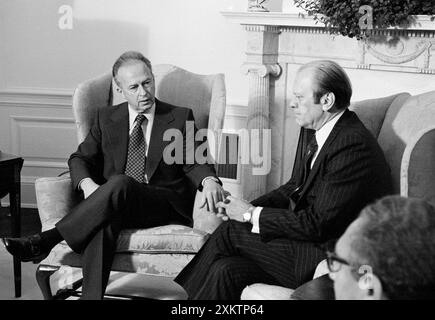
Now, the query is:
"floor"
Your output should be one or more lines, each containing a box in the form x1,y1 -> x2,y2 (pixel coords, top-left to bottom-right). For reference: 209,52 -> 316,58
0,205 -> 187,300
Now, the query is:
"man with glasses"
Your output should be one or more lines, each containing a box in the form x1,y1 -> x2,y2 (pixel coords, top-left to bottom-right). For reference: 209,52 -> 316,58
245,195 -> 435,300
328,195 -> 435,300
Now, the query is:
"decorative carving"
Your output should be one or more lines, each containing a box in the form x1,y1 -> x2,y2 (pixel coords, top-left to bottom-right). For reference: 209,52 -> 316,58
366,40 -> 431,65
248,0 -> 269,12
385,39 -> 405,56
241,63 -> 282,78
245,25 -> 280,33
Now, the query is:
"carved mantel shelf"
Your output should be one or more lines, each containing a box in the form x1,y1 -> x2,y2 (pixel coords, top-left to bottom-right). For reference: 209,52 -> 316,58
222,11 -> 435,75
221,11 -> 435,31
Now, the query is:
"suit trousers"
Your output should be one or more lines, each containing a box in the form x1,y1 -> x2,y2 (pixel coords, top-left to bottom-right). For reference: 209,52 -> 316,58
56,174 -> 183,299
174,220 -> 300,300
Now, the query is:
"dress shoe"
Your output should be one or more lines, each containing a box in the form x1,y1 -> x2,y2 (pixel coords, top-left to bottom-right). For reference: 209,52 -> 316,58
1,234 -> 49,263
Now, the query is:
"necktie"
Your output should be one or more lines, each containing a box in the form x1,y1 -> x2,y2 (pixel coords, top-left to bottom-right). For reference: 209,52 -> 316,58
290,136 -> 318,203
124,114 -> 148,183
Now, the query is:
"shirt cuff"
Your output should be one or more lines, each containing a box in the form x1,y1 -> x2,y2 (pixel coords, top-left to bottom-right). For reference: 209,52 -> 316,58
201,176 -> 220,187
250,206 -> 262,234
78,177 -> 91,192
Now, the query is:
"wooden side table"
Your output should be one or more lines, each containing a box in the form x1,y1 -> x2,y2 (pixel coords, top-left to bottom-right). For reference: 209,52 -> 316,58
0,152 -> 24,298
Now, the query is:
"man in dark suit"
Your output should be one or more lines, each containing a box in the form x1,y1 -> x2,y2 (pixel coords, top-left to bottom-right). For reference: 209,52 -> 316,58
174,60 -> 393,299
2,51 -> 224,299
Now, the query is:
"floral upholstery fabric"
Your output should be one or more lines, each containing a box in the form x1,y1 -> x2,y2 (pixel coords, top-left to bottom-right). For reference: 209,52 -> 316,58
115,225 -> 209,253
39,224 -> 209,276
40,242 -> 196,276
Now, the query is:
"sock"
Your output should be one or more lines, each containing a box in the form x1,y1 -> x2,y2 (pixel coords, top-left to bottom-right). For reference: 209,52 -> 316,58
39,227 -> 63,252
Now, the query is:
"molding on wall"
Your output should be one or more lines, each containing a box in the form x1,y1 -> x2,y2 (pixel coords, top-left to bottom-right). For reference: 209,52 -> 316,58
225,102 -> 249,120
221,12 -> 435,31
0,87 -> 73,109
221,11 -> 320,27
9,115 -> 76,157
0,88 -> 75,207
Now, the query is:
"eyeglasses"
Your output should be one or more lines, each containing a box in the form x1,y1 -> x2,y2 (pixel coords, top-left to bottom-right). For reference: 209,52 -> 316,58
326,250 -> 352,273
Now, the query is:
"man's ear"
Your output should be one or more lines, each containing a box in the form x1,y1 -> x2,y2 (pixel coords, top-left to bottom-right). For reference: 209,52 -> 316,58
320,92 -> 335,112
362,274 -> 383,300
113,79 -> 123,94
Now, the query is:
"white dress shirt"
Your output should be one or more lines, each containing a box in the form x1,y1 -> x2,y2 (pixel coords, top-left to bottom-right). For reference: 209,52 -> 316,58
250,110 -> 346,234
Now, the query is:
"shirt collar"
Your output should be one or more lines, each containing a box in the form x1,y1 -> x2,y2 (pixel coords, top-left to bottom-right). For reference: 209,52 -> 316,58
315,109 -> 345,149
128,103 -> 155,126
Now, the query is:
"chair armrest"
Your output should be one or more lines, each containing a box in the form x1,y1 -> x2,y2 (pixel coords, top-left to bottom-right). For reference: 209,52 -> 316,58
401,126 -> 435,203
192,191 -> 223,234
35,175 -> 80,231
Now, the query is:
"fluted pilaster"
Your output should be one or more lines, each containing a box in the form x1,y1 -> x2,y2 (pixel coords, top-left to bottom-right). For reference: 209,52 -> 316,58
240,63 -> 281,200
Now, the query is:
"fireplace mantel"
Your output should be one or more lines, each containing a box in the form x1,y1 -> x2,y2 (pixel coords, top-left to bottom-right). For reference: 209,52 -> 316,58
221,11 -> 435,31
221,10 -> 435,199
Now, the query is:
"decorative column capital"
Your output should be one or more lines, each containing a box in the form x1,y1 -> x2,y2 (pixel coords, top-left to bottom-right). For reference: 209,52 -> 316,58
241,63 -> 282,78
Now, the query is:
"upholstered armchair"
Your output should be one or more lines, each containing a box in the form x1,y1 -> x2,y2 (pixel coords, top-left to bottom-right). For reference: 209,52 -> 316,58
242,89 -> 435,300
34,64 -> 226,299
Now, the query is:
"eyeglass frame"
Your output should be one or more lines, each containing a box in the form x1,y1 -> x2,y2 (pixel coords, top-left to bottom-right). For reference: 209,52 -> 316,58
326,250 -> 378,295
325,250 -> 356,273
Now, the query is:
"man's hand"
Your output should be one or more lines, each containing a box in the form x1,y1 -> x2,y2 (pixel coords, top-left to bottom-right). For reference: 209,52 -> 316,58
80,178 -> 100,199
216,196 -> 255,223
199,179 -> 226,213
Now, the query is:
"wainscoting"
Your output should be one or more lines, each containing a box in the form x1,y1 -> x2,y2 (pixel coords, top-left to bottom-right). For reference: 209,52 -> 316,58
0,88 -> 76,207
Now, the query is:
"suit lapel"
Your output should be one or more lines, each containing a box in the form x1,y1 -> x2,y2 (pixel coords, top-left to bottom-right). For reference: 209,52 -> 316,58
297,109 -> 353,201
146,100 -> 175,181
105,102 -> 129,174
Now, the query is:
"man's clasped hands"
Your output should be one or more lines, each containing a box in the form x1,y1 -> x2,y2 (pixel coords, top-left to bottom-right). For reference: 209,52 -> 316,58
199,180 -> 255,223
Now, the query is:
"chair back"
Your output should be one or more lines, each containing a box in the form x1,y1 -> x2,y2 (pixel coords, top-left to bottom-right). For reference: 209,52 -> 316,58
349,92 -> 410,194
72,64 -> 226,155
350,90 -> 435,203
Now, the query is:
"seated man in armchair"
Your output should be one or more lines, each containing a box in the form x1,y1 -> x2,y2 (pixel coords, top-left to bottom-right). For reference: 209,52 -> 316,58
174,60 -> 393,300
2,51 -> 225,299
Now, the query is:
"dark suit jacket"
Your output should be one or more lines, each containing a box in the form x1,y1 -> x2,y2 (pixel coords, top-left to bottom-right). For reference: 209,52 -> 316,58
251,109 -> 392,279
68,99 -> 218,222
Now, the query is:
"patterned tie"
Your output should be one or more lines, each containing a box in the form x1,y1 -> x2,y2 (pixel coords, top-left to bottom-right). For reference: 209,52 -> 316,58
290,136 -> 318,203
124,114 -> 148,183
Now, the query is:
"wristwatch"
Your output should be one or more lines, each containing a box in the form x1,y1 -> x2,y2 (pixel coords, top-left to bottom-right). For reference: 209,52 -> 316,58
242,207 -> 255,223
242,211 -> 251,223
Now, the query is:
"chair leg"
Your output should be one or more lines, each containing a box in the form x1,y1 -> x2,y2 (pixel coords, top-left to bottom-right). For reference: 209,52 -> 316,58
35,264 -> 60,300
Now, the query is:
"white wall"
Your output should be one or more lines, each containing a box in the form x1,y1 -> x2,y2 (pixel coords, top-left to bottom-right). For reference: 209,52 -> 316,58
0,0 -> 249,103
